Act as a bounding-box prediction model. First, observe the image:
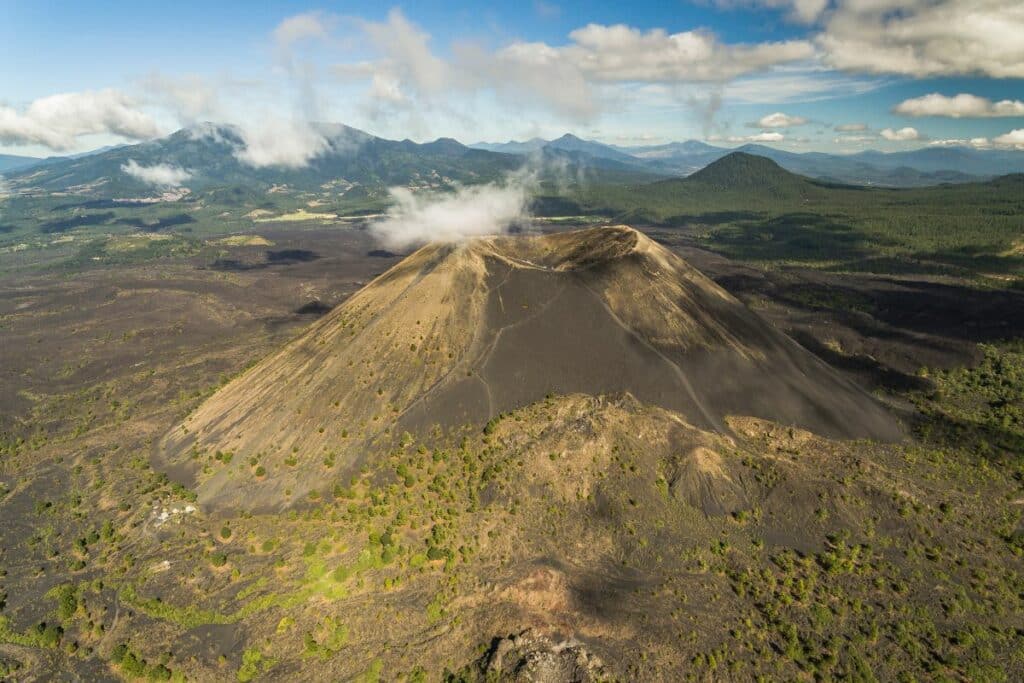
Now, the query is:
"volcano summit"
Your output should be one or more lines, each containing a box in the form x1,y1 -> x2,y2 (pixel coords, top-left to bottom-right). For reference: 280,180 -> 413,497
159,226 -> 899,511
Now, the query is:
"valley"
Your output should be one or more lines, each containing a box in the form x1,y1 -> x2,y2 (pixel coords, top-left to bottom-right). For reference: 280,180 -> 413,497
1,210 -> 1022,680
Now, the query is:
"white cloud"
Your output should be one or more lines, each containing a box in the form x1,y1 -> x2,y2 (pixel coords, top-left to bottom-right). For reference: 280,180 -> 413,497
369,167 -> 536,250
710,132 -> 785,143
348,10 -> 814,124
928,138 -> 993,149
121,159 -> 192,187
273,12 -> 331,51
0,89 -> 160,150
724,70 -> 884,105
560,24 -> 814,83
231,118 -> 330,168
140,73 -> 220,123
755,111 -> 807,128
360,10 -> 450,100
895,130 -> 1024,150
894,93 -> 1024,118
140,15 -> 340,169
741,132 -> 784,142
461,41 -> 599,120
834,122 -> 867,132
993,129 -> 1024,150
880,127 -> 921,141
833,134 -> 875,144
819,0 -> 1024,79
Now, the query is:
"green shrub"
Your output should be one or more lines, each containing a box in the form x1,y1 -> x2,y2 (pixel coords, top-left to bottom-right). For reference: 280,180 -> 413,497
34,622 -> 63,648
54,584 -> 78,621
236,648 -> 265,682
111,642 -> 129,664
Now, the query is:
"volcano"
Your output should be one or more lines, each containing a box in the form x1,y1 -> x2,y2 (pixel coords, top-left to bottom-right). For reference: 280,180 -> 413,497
159,226 -> 899,511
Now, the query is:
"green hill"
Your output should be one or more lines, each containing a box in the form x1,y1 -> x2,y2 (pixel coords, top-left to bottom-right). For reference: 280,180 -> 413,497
686,152 -> 807,190
664,151 -> 840,202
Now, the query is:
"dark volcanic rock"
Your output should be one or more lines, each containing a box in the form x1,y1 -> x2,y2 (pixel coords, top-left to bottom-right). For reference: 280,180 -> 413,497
483,630 -> 605,683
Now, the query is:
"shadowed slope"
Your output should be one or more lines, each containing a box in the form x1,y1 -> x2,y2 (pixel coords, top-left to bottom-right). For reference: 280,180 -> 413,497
158,226 -> 899,511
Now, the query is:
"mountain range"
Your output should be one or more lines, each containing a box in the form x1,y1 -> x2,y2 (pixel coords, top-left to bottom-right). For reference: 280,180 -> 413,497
472,134 -> 1024,187
5,124 -> 1023,201
1,125 -> 665,200
0,153 -> 42,173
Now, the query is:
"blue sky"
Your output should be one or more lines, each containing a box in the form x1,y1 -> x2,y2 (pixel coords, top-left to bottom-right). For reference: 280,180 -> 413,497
2,0 -> 1022,158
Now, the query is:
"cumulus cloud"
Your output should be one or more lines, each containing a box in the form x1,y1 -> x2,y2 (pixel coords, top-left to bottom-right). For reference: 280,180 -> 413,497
369,167 -> 536,250
121,160 -> 192,187
993,129 -> 1024,150
880,127 -> 922,141
894,93 -> 1024,118
232,118 -> 330,168
819,0 -> 1024,79
558,24 -> 814,83
347,10 -> 814,124
834,122 -> 867,132
0,89 -> 160,150
753,111 -> 807,128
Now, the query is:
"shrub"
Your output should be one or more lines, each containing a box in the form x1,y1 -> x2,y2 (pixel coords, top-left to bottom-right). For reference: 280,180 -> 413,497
54,584 -> 78,621
236,648 -> 264,682
121,651 -> 146,677
148,663 -> 172,680
111,642 -> 129,664
34,622 -> 63,648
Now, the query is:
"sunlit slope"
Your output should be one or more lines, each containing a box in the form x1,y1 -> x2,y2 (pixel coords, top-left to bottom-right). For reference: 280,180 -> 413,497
159,226 -> 899,510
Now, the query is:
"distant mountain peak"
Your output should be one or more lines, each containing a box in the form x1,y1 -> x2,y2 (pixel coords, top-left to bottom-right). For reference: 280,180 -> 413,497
544,134 -> 639,163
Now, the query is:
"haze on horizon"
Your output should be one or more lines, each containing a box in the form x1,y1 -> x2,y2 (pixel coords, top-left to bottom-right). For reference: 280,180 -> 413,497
2,0 -> 1023,164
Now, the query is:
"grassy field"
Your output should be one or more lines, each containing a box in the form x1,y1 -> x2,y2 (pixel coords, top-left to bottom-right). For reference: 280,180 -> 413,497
546,165 -> 1024,282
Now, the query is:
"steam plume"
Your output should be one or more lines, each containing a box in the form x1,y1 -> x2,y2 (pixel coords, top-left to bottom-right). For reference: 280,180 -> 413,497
370,166 -> 537,250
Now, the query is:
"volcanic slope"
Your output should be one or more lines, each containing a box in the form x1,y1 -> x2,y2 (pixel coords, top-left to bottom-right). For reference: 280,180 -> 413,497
159,226 -> 899,510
